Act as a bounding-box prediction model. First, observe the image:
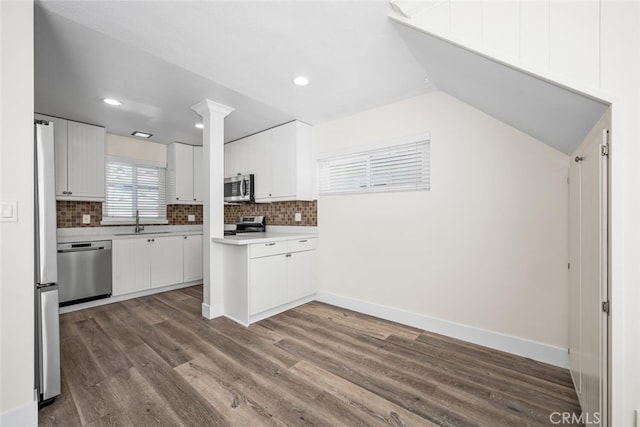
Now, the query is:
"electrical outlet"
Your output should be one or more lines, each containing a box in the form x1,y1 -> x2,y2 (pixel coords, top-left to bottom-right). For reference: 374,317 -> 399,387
82,214 -> 91,224
294,212 -> 302,222
188,214 -> 195,222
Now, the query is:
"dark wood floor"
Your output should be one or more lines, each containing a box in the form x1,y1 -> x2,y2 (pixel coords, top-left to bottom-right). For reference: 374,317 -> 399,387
40,285 -> 581,426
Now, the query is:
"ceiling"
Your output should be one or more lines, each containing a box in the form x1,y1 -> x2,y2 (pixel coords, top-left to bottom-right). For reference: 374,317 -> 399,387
35,1 -> 608,154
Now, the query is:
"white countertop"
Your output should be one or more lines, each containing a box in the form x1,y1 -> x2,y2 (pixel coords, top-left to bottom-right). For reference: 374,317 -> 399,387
212,232 -> 318,245
57,225 -> 203,243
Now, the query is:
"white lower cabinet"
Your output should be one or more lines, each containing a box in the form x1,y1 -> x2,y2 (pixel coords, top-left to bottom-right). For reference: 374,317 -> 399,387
113,234 -> 201,296
150,236 -> 184,288
250,254 -> 288,315
247,238 -> 317,317
183,234 -> 203,282
112,238 -> 151,295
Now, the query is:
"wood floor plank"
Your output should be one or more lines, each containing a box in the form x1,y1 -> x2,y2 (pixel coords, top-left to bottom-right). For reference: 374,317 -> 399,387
290,359 -> 439,427
127,343 -> 227,426
42,286 -> 582,427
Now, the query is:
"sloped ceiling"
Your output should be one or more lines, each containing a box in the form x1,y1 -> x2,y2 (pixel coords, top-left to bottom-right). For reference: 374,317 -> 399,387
390,21 -> 609,155
35,1 -> 608,153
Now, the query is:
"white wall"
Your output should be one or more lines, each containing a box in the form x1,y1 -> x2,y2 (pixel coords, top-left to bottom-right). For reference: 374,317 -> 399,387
0,0 -> 37,424
106,133 -> 166,163
315,91 -> 570,350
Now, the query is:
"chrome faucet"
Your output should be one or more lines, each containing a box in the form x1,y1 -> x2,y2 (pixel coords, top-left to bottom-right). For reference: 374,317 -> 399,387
135,209 -> 144,234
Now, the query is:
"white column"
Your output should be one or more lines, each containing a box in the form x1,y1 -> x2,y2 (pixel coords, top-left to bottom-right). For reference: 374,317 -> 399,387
191,99 -> 234,319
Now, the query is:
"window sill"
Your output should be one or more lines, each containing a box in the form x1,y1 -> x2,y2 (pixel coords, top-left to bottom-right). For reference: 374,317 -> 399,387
101,218 -> 169,226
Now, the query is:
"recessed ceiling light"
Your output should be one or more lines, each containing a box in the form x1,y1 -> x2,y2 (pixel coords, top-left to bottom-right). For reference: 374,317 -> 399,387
103,98 -> 121,106
195,123 -> 204,129
131,131 -> 152,139
293,76 -> 309,86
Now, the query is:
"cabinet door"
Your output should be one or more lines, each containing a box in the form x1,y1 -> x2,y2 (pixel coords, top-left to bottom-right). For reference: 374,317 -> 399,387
267,123 -> 296,199
249,254 -> 288,315
287,250 -> 317,301
253,131 -> 272,200
112,238 -> 151,296
183,234 -> 203,282
224,142 -> 240,177
150,236 -> 184,288
36,114 -> 69,197
193,146 -> 204,203
66,121 -> 105,199
174,143 -> 194,202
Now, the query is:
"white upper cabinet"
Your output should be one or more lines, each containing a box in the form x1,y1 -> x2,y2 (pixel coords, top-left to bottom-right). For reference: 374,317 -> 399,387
224,121 -> 315,202
193,146 -> 204,203
36,113 -> 105,201
166,142 -> 203,204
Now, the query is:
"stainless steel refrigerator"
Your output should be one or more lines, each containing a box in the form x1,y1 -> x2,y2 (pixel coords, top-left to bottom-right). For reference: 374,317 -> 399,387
34,119 -> 61,405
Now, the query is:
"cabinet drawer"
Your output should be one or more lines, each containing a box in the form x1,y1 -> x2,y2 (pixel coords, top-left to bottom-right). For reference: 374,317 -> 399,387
250,241 -> 287,258
288,238 -> 317,253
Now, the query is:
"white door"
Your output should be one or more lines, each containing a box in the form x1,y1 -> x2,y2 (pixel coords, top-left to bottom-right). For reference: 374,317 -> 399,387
66,121 -> 105,199
174,143 -> 194,202
35,114 -> 69,197
269,123 -> 296,199
112,238 -> 151,295
569,109 -> 609,426
224,141 -> 240,177
150,236 -> 184,288
287,250 -> 317,301
253,131 -> 272,200
183,234 -> 203,282
193,146 -> 204,203
249,254 -> 288,315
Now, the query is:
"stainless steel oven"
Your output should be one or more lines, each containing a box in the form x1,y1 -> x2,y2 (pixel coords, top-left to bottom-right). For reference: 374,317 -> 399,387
224,173 -> 254,203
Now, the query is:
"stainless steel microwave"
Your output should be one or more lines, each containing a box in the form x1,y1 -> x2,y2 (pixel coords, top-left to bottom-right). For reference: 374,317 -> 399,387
224,174 -> 254,203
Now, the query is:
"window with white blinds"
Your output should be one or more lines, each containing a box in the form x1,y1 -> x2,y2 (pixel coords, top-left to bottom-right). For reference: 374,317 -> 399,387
319,137 -> 430,195
102,156 -> 168,223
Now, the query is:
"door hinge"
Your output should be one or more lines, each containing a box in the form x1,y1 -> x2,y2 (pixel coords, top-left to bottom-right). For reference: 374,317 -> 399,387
602,300 -> 610,315
601,145 -> 609,157
568,263 -> 570,270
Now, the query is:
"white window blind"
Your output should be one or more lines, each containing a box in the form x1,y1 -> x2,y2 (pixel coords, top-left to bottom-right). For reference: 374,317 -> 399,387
319,138 -> 430,195
103,157 -> 167,223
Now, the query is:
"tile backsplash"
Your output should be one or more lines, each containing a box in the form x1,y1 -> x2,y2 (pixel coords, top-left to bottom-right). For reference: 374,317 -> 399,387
57,200 -> 317,228
224,200 -> 317,226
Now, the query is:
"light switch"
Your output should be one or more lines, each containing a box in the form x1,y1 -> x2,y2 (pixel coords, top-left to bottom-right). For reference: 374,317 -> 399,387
188,214 -> 195,222
82,214 -> 91,224
294,212 -> 302,222
0,200 -> 17,222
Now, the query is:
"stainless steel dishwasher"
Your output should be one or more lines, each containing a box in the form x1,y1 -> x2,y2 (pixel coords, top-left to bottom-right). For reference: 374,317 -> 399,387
57,240 -> 112,306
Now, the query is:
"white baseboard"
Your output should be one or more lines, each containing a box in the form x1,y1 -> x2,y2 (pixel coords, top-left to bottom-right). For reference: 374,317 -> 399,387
0,399 -> 37,427
315,291 -> 569,368
202,302 -> 223,319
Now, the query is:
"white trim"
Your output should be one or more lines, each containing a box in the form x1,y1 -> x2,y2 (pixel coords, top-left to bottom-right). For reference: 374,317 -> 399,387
315,291 -> 569,368
249,294 -> 316,325
202,302 -> 223,319
316,132 -> 430,160
0,399 -> 37,427
106,154 -> 166,169
59,281 -> 201,314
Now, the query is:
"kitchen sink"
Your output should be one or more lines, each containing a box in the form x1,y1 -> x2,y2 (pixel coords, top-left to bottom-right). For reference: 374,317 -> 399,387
117,231 -> 173,236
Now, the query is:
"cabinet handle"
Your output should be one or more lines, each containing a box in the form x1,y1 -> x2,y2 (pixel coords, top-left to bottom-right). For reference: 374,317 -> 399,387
68,191 -> 72,195
265,243 -> 276,246
147,239 -> 151,242
184,236 -> 188,239
176,197 -> 179,200
286,253 -> 292,258
193,198 -> 196,201
152,238 -> 155,242
299,240 -> 308,243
